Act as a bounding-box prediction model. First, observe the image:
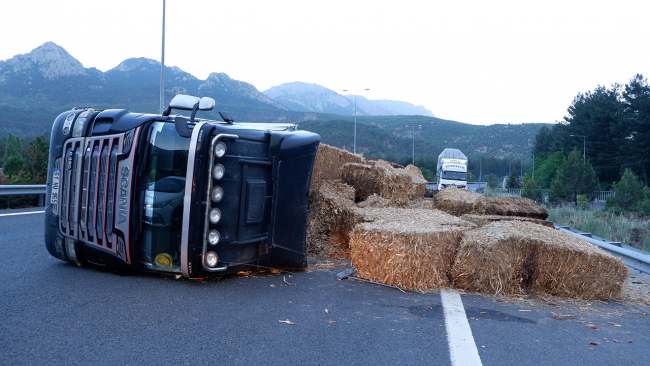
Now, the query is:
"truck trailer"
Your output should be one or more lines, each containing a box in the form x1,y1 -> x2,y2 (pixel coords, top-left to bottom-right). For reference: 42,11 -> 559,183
44,94 -> 320,278
436,148 -> 468,190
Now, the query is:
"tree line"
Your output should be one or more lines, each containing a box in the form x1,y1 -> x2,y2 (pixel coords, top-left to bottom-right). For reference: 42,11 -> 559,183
523,74 -> 650,213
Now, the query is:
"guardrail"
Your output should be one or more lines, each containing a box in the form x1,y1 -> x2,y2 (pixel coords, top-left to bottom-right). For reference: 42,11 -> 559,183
554,224 -> 650,275
0,185 -> 47,207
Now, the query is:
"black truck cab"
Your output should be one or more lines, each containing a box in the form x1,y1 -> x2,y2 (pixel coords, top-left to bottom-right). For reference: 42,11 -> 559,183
44,94 -> 320,277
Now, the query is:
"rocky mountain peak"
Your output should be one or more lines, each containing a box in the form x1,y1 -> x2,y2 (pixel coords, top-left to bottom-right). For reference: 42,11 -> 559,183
0,41 -> 87,80
113,57 -> 160,72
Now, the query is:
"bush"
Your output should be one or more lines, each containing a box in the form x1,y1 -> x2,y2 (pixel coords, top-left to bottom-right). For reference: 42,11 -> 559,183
606,168 -> 644,213
638,186 -> 650,216
522,178 -> 543,203
3,156 -> 23,177
486,173 -> 499,190
577,194 -> 589,210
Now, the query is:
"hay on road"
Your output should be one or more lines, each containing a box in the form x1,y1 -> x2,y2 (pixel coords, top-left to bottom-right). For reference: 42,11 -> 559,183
306,180 -> 362,259
460,214 -> 554,228
434,187 -> 548,220
310,144 -> 366,192
451,221 -> 628,300
342,160 -> 427,205
349,208 -> 476,291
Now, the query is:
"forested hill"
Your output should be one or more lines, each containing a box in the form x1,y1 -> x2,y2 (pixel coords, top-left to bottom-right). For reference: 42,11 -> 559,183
300,115 -> 547,161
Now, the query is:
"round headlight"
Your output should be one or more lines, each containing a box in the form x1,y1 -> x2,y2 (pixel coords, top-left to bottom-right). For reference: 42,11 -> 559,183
209,208 -> 222,224
208,230 -> 221,245
205,251 -> 218,267
213,164 -> 225,180
211,186 -> 224,202
215,142 -> 227,158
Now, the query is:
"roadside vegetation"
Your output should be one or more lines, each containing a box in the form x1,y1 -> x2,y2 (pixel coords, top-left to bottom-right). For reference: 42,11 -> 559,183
546,205 -> 650,252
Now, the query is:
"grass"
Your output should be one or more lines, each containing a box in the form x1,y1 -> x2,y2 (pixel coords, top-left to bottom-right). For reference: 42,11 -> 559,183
546,205 -> 650,252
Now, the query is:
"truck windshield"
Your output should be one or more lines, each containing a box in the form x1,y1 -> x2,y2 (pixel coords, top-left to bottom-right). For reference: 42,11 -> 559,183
441,171 -> 466,181
140,122 -> 190,273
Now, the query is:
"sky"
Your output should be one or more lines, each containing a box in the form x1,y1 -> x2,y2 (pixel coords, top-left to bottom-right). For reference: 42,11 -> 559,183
2,0 -> 649,125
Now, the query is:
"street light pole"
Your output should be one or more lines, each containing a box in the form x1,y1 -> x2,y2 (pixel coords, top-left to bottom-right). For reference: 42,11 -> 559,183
343,88 -> 369,154
160,0 -> 166,114
570,135 -> 586,165
411,124 -> 421,165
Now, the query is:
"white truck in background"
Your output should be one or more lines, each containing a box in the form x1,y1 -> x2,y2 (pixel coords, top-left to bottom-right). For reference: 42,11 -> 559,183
436,148 -> 468,190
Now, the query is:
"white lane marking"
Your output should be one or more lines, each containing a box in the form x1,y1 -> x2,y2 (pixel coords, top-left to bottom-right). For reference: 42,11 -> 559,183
0,211 -> 45,217
441,288 -> 483,366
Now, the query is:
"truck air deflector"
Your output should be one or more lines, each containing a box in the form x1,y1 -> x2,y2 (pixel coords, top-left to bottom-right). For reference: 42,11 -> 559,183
266,131 -> 321,269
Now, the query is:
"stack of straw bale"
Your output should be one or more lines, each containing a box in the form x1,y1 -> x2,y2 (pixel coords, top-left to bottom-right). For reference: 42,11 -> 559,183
349,208 -> 477,291
306,180 -> 362,259
460,214 -> 554,228
309,143 -> 366,192
451,221 -> 628,300
342,160 -> 427,204
434,186 -> 548,220
357,194 -> 435,210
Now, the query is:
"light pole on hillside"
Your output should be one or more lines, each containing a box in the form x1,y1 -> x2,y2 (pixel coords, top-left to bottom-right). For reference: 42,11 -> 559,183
412,123 -> 421,165
570,135 -> 586,165
343,89 -> 369,154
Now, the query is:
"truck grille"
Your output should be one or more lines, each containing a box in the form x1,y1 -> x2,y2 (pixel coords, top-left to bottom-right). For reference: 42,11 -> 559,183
59,135 -> 122,251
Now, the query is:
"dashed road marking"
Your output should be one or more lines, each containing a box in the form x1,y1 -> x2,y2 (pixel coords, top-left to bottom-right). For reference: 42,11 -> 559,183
441,288 -> 482,366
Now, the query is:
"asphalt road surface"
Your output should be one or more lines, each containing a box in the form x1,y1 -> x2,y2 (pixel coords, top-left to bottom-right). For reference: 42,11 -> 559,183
1,208 -> 649,365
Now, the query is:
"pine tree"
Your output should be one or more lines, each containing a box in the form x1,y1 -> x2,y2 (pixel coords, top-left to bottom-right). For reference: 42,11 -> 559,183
549,148 -> 599,206
605,168 -> 644,213
4,133 -> 23,161
486,173 -> 499,190
619,74 -> 650,186
506,168 -> 520,189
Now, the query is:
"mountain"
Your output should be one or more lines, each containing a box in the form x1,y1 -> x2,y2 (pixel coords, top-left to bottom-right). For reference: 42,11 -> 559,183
263,82 -> 435,117
344,95 -> 435,117
0,41 -> 88,81
0,42 -> 291,137
0,42 -> 547,163
263,82 -> 354,115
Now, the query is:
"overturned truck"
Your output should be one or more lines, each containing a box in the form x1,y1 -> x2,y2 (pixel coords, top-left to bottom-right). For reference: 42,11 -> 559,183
44,95 -> 320,278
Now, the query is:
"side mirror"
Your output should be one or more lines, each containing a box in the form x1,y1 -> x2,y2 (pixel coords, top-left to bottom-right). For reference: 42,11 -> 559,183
199,97 -> 215,111
163,95 -> 215,116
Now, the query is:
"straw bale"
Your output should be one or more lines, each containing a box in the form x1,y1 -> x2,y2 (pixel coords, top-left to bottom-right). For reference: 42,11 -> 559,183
310,143 -> 366,192
404,164 -> 426,181
433,187 -> 482,216
349,208 -> 477,291
406,198 -> 436,210
341,163 -> 381,200
356,194 -> 393,208
434,186 -> 548,220
306,180 -> 362,259
451,221 -> 628,300
356,195 -> 435,210
460,214 -> 554,228
482,196 -> 548,219
342,160 -> 427,204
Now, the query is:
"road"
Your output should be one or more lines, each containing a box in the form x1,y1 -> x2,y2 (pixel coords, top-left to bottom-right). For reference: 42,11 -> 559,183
1,208 -> 649,365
